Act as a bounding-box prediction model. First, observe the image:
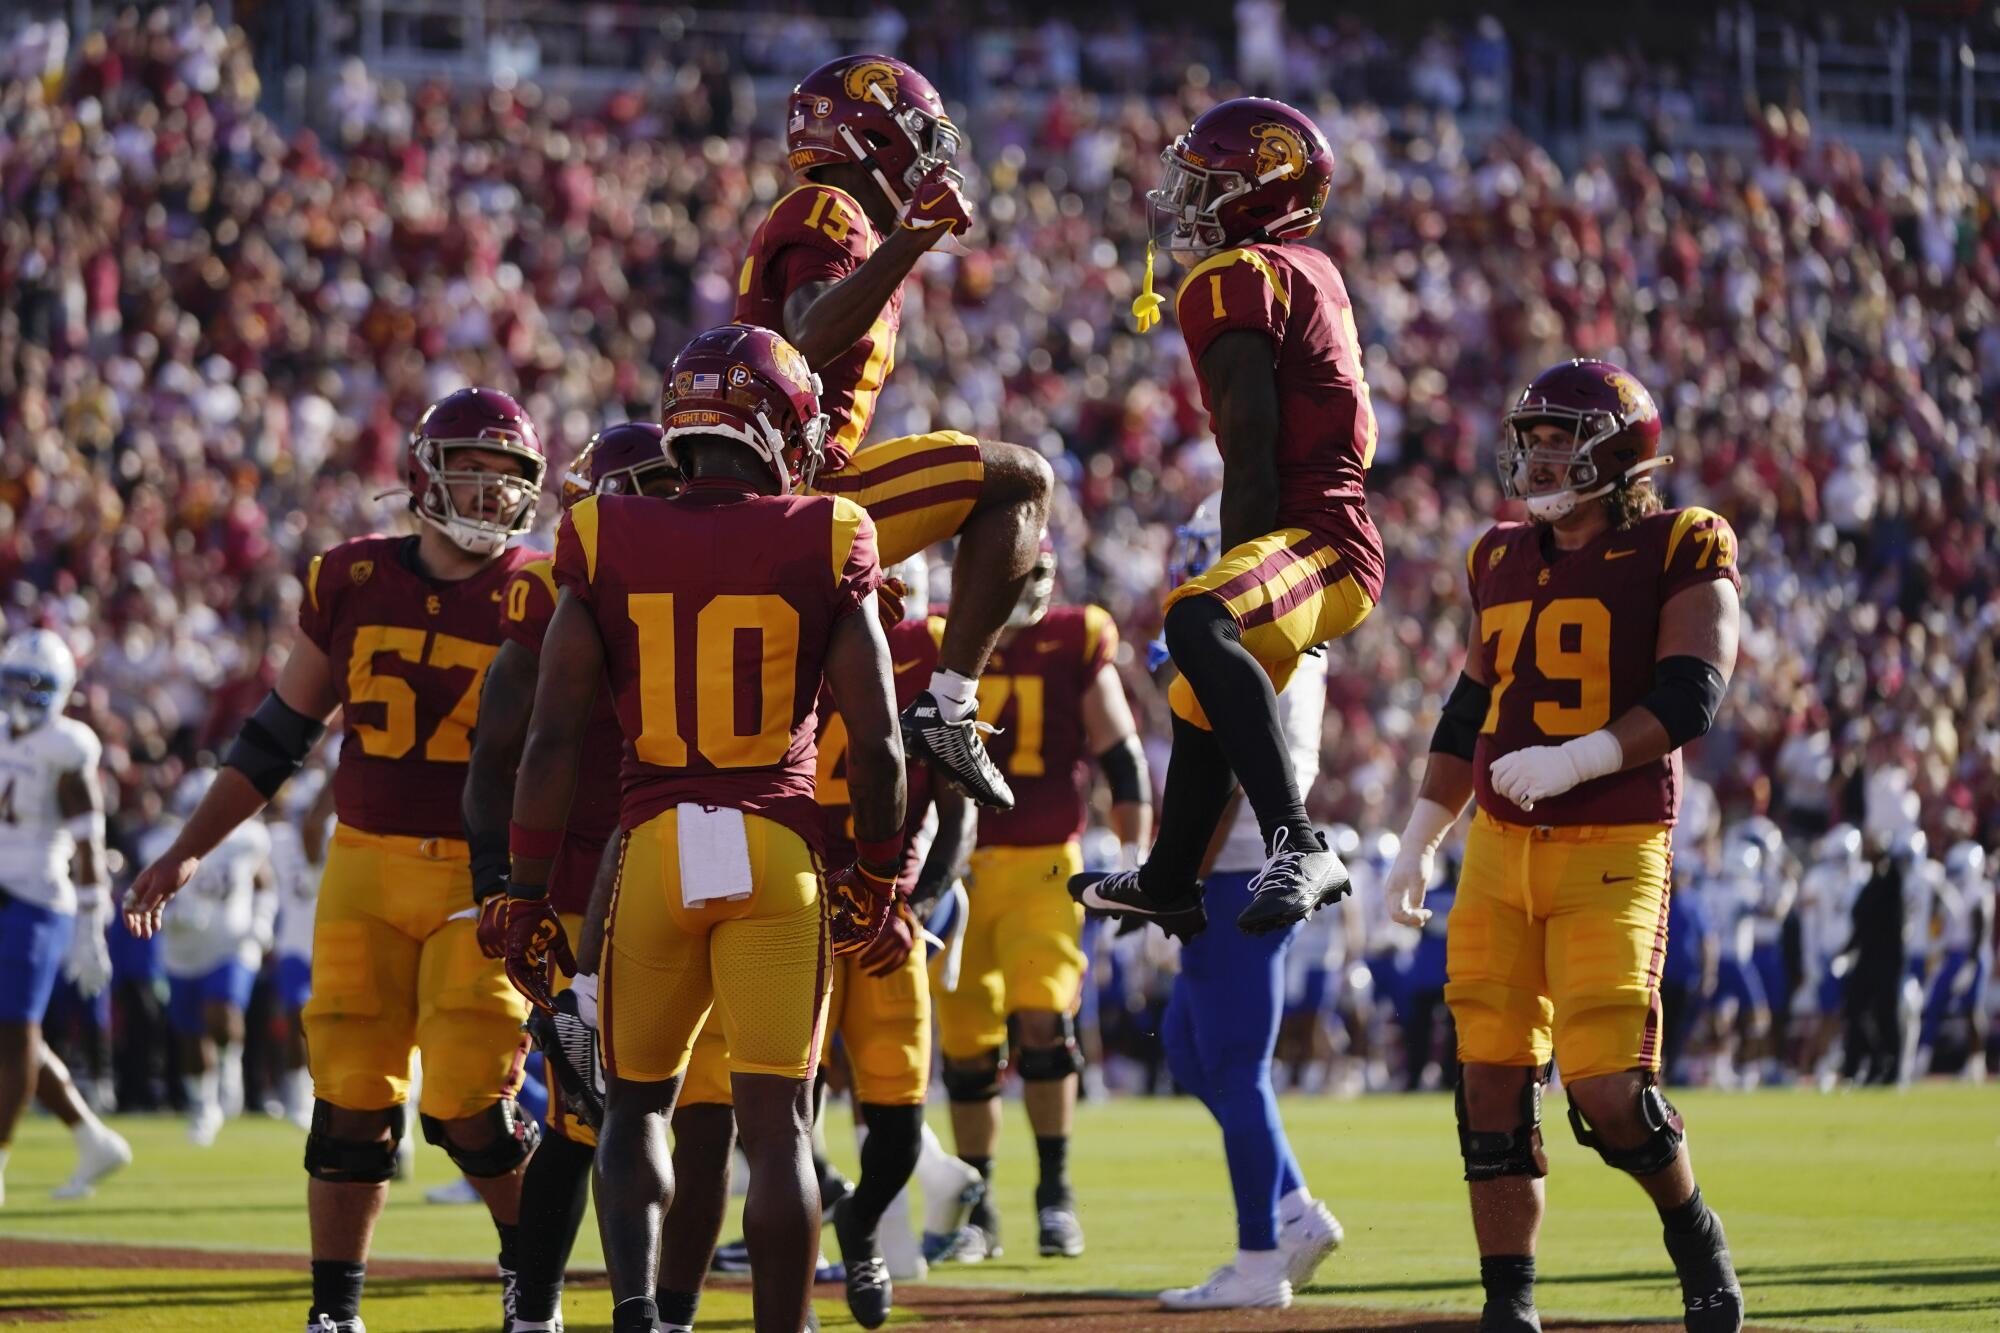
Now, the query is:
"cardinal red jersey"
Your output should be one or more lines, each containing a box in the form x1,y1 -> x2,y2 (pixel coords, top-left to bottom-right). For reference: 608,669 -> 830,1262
973,605 -> 1119,848
500,557 -> 622,913
1174,242 -> 1385,603
815,617 -> 938,888
552,479 -> 880,852
734,183 -> 901,469
1468,507 -> 1742,827
299,536 -> 535,840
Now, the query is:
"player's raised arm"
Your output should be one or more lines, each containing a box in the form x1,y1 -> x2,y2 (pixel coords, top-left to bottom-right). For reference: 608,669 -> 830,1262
783,197 -> 954,371
1199,329 -> 1284,549
126,636 -> 339,936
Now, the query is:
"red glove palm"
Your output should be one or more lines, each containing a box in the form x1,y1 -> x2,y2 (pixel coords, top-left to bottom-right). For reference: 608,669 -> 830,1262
899,162 -> 973,239
475,892 -> 510,959
877,575 -> 909,635
825,860 -> 898,957
857,896 -> 918,978
500,890 -> 576,1013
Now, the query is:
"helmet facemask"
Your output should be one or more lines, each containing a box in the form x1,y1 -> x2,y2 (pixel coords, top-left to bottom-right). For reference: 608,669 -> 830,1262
416,439 -> 545,555
1,664 -> 63,732
836,98 -> 963,211
1148,140 -> 1243,257
1498,407 -> 1667,523
1171,504 -> 1223,583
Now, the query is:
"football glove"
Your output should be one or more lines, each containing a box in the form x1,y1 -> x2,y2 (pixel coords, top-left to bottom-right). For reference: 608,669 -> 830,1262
826,859 -> 898,957
858,895 -> 918,978
1489,731 -> 1622,811
62,895 -> 112,999
499,885 -> 576,1013
526,983 -> 604,1130
899,161 -> 973,238
877,575 -> 909,635
475,891 -> 511,960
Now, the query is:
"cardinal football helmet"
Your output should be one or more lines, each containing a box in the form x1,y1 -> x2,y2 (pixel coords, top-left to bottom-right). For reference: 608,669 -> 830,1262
1150,97 -> 1334,257
787,54 -> 962,211
407,388 -> 546,556
559,422 -> 678,509
0,629 -> 78,732
659,324 -> 828,495
1499,359 -> 1669,522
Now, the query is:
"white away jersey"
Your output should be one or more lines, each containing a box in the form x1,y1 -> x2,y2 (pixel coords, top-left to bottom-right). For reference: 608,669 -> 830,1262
268,818 -> 320,962
142,818 -> 271,977
0,716 -> 101,914
1213,650 -> 1327,875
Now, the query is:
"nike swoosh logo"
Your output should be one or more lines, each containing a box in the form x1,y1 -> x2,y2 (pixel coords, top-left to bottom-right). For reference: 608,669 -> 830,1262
490,589 -> 505,600
894,660 -> 922,675
1604,550 -> 1636,561
921,192 -> 950,208
1601,872 -> 1634,884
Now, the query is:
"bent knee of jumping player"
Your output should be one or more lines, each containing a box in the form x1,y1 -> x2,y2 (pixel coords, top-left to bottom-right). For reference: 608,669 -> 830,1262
973,440 -> 1053,514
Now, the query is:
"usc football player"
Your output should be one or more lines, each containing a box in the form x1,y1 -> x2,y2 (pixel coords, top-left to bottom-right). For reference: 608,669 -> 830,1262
505,324 -> 904,1333
126,387 -> 550,1333
1072,98 -> 1383,934
736,52 -> 1053,814
463,421 -> 681,1333
1383,359 -> 1745,1333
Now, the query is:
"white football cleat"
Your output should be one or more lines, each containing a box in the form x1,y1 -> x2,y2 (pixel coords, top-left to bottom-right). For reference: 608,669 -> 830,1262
1159,1263 -> 1293,1311
1279,1198 -> 1344,1288
51,1125 -> 133,1200
188,1105 -> 225,1148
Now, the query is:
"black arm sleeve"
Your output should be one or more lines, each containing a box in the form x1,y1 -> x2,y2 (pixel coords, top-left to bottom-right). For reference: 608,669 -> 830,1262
223,691 -> 327,799
1638,655 -> 1727,748
468,828 -> 510,904
1429,673 -> 1491,761
1097,734 -> 1150,806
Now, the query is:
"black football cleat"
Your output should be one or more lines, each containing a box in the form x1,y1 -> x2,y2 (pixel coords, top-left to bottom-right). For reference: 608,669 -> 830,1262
1477,1302 -> 1543,1333
1236,828 -> 1352,936
526,989 -> 604,1130
1665,1211 -> 1744,1333
832,1197 -> 893,1329
1036,1204 -> 1085,1258
1068,869 -> 1196,919
902,691 -> 1014,810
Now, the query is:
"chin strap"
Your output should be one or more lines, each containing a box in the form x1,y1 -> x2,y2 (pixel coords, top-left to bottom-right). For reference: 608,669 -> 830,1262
1133,241 -> 1163,334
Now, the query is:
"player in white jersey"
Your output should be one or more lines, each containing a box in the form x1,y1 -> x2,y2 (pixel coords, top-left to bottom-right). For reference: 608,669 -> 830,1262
1151,506 -> 1345,1316
141,769 -> 274,1146
0,631 -> 131,1205
1277,824 -> 1360,1095
1921,842 -> 1990,1078
1796,824 -> 1866,1082
1692,838 -> 1768,1088
265,768 -> 331,1129
1349,829 -> 1420,1092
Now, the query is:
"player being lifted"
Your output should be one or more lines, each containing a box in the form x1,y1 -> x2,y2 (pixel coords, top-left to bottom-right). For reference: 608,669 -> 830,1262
0,630 -> 131,1207
736,52 -> 1053,811
935,542 -> 1151,1263
127,389 -> 549,1333
464,422 -> 682,1333
1382,360 -> 1745,1333
1071,98 -> 1383,933
502,325 -> 905,1333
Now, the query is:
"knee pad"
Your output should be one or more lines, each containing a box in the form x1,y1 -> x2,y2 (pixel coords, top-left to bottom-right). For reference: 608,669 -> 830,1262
942,1049 -> 1005,1103
1568,1075 -> 1685,1177
420,1098 -> 543,1179
304,1099 -> 404,1184
1014,1013 -> 1084,1082
1454,1066 -> 1550,1182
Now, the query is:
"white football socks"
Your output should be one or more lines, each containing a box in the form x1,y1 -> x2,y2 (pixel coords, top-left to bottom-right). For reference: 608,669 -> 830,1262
926,669 -> 979,723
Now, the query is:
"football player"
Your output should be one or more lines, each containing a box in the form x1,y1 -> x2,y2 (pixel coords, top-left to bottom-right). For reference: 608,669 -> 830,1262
736,53 -> 1054,813
1070,97 -> 1383,935
0,630 -> 131,1206
125,388 -> 550,1333
142,767 -> 273,1146
936,541 -> 1151,1263
503,324 -> 904,1333
1151,506 -> 1343,1312
463,422 -> 681,1333
1925,842 -> 1991,1079
1382,359 -> 1745,1333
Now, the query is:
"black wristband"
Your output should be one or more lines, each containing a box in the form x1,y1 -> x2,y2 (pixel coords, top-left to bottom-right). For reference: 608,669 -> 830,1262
1640,655 -> 1727,748
1430,672 -> 1491,761
469,829 -> 510,904
1097,734 -> 1150,806
223,691 -> 326,799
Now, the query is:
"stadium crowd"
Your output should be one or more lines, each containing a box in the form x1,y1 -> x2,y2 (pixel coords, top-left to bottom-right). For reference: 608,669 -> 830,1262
3,6 -> 1997,1116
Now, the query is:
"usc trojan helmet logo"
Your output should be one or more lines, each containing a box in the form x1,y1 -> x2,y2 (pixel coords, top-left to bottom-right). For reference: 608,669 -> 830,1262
770,339 -> 814,393
843,61 -> 900,109
1604,371 -> 1655,421
1251,123 -> 1306,181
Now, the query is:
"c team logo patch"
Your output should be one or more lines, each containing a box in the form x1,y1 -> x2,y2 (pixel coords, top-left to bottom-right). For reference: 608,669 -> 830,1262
350,559 -> 373,587
1604,370 -> 1656,422
1488,545 -> 1507,571
843,61 -> 899,109
1252,123 -> 1306,180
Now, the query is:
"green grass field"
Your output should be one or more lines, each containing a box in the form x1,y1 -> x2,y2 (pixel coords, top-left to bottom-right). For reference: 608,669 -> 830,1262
2,1084 -> 1995,1331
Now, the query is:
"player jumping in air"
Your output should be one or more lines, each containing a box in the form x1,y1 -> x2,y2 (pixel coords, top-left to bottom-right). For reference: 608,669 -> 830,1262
1070,97 -> 1384,934
503,324 -> 905,1333
1383,359 -> 1745,1333
736,53 -> 1054,812
128,388 -> 550,1333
